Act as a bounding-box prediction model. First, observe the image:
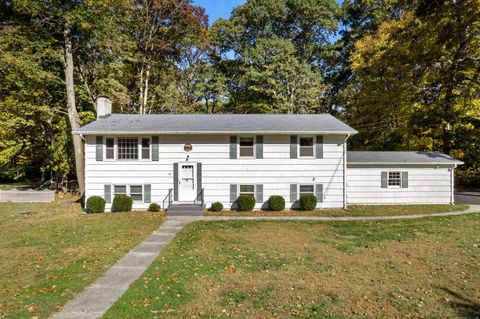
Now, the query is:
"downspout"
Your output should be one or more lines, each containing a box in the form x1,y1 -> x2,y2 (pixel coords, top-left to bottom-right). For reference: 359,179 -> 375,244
343,134 -> 350,209
450,165 -> 456,205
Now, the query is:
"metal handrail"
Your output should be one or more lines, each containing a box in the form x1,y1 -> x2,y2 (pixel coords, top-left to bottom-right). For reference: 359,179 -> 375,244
193,188 -> 204,206
162,188 -> 173,211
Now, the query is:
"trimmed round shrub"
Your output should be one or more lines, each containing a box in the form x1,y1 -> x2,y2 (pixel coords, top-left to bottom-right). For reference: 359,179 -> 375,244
112,195 -> 133,212
86,196 -> 105,214
148,203 -> 161,212
237,195 -> 256,211
210,202 -> 223,212
300,194 -> 317,211
268,195 -> 285,211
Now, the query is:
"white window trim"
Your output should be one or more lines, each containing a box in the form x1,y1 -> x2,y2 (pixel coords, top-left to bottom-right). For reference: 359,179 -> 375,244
298,183 -> 315,198
104,137 -> 153,161
238,184 -> 256,197
298,136 -> 315,158
140,137 -> 152,161
104,137 -> 116,161
387,171 -> 402,188
238,136 -> 256,158
112,184 -> 145,202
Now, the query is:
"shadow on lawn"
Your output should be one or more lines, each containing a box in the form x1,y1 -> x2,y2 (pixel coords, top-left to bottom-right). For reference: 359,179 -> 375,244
440,287 -> 480,319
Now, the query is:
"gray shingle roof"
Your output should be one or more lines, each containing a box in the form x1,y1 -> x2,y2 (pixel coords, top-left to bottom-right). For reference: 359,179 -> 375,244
75,114 -> 357,135
348,151 -> 463,165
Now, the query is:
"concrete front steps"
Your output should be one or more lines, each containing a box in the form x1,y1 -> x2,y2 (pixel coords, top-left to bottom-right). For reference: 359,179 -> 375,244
166,203 -> 205,216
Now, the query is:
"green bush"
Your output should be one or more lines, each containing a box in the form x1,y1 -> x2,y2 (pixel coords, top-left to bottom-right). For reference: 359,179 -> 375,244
85,196 -> 105,214
237,195 -> 256,211
300,194 -> 317,211
148,203 -> 161,212
268,195 -> 285,211
112,195 -> 133,212
210,202 -> 223,212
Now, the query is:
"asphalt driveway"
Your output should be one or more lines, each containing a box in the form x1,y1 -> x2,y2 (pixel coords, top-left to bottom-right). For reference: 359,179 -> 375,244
455,192 -> 480,205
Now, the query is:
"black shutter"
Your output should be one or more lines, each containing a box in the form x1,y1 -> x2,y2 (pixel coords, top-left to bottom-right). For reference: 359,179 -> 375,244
381,172 -> 388,188
197,162 -> 202,193
96,136 -> 103,161
152,136 -> 159,161
256,136 -> 263,159
316,136 -> 323,159
230,184 -> 237,203
290,184 -> 297,203
255,184 -> 263,203
104,185 -> 111,203
230,136 -> 237,159
290,135 -> 297,159
315,184 -> 323,203
402,172 -> 408,188
173,163 -> 178,201
144,184 -> 151,203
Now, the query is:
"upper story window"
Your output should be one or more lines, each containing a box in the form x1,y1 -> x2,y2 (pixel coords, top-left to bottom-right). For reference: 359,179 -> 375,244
388,171 -> 401,187
141,138 -> 150,159
299,184 -> 314,197
299,137 -> 314,157
117,138 -> 139,160
239,137 -> 254,157
106,138 -> 115,159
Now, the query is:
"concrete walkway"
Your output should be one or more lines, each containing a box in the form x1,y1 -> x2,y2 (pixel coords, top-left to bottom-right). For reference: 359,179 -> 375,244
50,218 -> 191,319
50,205 -> 480,319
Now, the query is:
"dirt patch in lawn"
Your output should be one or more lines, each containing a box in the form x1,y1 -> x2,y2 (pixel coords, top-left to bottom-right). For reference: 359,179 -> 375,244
104,216 -> 480,319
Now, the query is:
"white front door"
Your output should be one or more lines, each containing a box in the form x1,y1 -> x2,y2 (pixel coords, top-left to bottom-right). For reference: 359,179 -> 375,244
178,163 -> 196,201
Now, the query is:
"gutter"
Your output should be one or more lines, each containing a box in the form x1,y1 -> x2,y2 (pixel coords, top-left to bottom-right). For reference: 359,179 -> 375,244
72,130 -> 358,135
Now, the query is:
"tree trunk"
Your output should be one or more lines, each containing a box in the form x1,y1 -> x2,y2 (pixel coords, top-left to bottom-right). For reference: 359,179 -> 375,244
63,24 -> 85,196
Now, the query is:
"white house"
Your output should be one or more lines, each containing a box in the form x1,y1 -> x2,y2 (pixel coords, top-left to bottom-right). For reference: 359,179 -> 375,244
74,98 -> 462,214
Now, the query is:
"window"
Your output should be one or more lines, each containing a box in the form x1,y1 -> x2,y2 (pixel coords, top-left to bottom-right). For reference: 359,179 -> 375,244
299,184 -> 314,197
239,137 -> 254,157
106,138 -> 115,159
239,184 -> 255,196
299,137 -> 314,157
129,185 -> 143,201
114,185 -> 127,197
113,185 -> 143,201
141,138 -> 150,159
118,138 -> 138,160
388,171 -> 401,187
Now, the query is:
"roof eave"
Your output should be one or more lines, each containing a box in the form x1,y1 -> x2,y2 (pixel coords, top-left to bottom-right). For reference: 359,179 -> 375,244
347,161 -> 463,165
73,130 -> 358,135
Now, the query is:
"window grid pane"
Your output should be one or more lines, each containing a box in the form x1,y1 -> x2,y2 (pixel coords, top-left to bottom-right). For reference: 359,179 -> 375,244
114,185 -> 127,195
299,184 -> 314,197
118,138 -> 138,160
299,137 -> 314,157
130,185 -> 143,201
388,172 -> 401,186
106,138 -> 114,159
239,137 -> 254,157
239,185 -> 255,195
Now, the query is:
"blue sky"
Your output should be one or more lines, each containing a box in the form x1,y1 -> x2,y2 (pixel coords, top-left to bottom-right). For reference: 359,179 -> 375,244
193,0 -> 245,24
193,0 -> 343,25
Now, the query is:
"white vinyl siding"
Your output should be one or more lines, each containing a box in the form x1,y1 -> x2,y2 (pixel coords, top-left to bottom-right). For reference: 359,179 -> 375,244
347,165 -> 453,204
84,134 -> 346,210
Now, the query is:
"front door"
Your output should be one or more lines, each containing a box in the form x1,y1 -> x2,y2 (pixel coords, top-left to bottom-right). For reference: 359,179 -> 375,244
178,163 -> 196,201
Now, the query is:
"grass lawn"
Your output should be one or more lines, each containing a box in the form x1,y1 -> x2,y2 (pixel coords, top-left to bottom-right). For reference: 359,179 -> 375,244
0,200 -> 164,319
104,214 -> 480,319
204,204 -> 469,217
